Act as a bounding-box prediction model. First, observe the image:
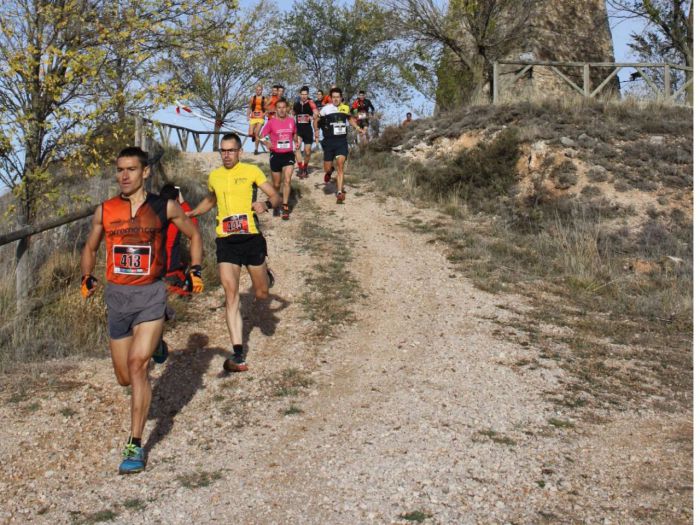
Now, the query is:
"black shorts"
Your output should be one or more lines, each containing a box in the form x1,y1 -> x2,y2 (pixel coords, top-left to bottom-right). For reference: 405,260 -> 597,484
297,126 -> 314,146
269,151 -> 296,173
322,140 -> 349,161
216,234 -> 267,266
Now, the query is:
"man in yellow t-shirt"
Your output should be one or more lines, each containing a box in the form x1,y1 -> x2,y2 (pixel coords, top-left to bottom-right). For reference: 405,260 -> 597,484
189,132 -> 281,373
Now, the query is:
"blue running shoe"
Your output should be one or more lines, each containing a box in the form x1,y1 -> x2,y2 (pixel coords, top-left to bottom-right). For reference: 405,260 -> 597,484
152,339 -> 168,364
118,443 -> 145,475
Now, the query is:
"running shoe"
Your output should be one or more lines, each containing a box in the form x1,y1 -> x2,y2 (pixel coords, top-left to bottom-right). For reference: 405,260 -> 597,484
324,171 -> 331,183
118,443 -> 145,475
336,191 -> 345,204
253,150 -> 260,155
152,339 -> 168,364
282,205 -> 290,221
266,268 -> 275,289
223,352 -> 248,373
272,206 -> 280,217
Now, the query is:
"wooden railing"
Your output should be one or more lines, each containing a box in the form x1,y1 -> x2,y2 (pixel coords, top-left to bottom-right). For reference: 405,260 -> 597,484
493,61 -> 693,105
136,116 -> 252,153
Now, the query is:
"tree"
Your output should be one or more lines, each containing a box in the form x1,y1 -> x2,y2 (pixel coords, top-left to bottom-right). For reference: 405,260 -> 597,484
166,1 -> 295,151
0,0 -> 111,311
282,0 -> 401,101
389,0 -> 534,106
608,0 -> 693,100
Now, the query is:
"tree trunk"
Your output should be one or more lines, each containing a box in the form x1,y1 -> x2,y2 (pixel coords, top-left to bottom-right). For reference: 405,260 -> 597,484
213,115 -> 222,151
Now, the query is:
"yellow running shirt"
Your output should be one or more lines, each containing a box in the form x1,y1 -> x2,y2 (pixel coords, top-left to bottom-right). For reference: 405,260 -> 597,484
207,162 -> 268,237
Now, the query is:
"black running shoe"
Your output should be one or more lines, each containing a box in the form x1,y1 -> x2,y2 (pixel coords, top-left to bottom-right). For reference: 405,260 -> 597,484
223,351 -> 248,373
152,339 -> 168,364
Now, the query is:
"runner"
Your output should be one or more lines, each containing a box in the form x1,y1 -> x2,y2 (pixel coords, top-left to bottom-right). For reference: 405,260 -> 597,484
351,90 -> 376,143
259,99 -> 297,220
80,146 -> 204,475
266,85 -> 280,117
292,86 -> 318,179
314,90 -> 324,111
316,87 -> 364,204
188,133 -> 281,373
160,184 -> 198,296
247,85 -> 266,155
277,85 -> 287,102
402,112 -> 413,127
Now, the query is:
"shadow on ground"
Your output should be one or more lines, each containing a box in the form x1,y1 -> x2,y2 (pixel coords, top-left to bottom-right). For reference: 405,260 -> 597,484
144,333 -> 227,455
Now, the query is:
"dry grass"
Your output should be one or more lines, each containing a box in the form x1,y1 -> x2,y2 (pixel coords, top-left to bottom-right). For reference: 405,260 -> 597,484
351,99 -> 692,411
297,200 -> 360,339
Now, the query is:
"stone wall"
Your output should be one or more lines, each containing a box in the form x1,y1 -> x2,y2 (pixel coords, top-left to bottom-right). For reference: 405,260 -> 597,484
435,0 -> 619,109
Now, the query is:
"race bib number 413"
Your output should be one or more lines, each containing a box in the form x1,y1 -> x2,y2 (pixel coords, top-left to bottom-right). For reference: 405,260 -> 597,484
113,245 -> 151,275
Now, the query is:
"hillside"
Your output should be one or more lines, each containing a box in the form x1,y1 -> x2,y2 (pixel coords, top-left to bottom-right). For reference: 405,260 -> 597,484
0,100 -> 693,523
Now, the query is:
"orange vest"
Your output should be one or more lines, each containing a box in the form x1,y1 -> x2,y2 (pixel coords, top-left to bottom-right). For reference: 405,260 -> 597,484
267,95 -> 280,115
102,193 -> 168,285
250,95 -> 265,118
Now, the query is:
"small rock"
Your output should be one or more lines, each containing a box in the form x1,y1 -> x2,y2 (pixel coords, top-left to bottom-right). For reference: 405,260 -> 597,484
560,136 -> 576,147
649,135 -> 664,145
532,141 -> 547,152
578,133 -> 593,142
563,148 -> 578,158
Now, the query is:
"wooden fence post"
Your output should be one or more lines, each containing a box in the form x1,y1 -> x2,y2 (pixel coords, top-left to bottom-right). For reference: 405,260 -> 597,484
583,64 -> 591,97
664,64 -> 671,102
492,62 -> 499,104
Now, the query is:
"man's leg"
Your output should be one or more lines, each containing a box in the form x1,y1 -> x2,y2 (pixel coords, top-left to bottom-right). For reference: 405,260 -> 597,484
253,122 -> 262,152
110,336 -> 133,387
219,263 -> 243,346
282,165 -> 293,205
303,144 -> 312,172
295,137 -> 304,175
336,155 -> 346,199
248,263 -> 270,302
128,318 -> 164,440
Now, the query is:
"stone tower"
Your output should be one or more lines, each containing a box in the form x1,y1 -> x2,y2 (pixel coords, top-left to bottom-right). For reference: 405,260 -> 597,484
435,0 -> 619,108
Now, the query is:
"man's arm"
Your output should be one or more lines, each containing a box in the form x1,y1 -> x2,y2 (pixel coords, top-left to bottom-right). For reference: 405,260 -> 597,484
188,193 -> 216,218
167,200 -> 202,267
251,181 -> 282,214
79,206 -> 104,297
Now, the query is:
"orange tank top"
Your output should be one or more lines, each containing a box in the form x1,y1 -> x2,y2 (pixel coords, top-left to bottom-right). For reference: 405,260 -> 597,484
250,95 -> 265,118
102,193 -> 168,285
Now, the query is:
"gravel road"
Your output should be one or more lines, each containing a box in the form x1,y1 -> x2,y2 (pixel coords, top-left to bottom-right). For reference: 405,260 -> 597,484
0,153 -> 691,524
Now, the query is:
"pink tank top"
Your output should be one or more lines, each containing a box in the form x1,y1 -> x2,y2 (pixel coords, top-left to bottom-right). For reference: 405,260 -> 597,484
260,117 -> 296,153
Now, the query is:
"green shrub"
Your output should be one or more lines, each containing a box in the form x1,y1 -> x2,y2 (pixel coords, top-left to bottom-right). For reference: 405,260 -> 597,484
414,127 -> 520,210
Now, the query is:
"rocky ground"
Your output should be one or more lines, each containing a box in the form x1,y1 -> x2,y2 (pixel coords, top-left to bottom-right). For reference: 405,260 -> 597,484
0,153 -> 691,524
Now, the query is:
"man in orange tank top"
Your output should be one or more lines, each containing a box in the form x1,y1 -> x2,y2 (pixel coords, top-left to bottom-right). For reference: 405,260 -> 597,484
247,84 -> 266,155
80,146 -> 203,475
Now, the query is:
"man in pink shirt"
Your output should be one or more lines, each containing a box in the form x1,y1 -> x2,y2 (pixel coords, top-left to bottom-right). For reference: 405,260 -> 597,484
260,99 -> 297,220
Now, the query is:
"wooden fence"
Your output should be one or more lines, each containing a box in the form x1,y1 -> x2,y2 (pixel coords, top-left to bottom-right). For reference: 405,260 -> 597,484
492,61 -> 693,104
136,115 -> 252,153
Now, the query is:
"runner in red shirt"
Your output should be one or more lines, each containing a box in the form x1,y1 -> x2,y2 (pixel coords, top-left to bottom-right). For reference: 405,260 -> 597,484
161,184 -> 199,296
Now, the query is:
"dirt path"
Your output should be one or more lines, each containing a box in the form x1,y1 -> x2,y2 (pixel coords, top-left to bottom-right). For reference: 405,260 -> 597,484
1,154 -> 691,524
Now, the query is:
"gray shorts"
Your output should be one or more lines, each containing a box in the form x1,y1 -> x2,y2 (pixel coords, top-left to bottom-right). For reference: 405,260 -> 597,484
105,281 -> 167,340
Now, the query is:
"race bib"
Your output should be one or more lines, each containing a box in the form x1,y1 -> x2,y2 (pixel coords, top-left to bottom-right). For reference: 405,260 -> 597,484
358,111 -> 368,120
222,214 -> 250,234
113,245 -> 151,275
297,114 -> 311,124
252,110 -> 264,118
332,122 -> 347,136
276,139 -> 291,149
